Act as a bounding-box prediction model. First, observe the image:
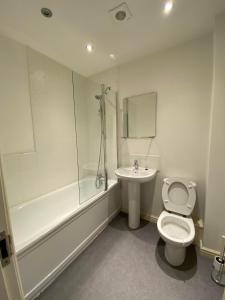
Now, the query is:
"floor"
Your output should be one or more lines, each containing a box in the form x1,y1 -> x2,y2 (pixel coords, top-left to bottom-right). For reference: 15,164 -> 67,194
38,213 -> 224,300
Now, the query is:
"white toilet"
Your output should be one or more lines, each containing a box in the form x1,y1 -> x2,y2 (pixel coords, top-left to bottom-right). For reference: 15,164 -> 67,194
157,177 -> 196,266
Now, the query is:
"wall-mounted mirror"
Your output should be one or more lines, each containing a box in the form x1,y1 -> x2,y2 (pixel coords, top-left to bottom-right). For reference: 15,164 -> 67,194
122,92 -> 157,138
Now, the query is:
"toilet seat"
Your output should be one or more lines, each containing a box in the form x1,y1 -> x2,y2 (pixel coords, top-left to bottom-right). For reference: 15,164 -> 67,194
157,177 -> 197,266
162,177 -> 196,216
157,211 -> 195,247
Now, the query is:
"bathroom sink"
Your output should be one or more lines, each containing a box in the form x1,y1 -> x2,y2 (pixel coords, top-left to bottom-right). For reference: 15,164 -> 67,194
115,167 -> 157,183
115,166 -> 157,230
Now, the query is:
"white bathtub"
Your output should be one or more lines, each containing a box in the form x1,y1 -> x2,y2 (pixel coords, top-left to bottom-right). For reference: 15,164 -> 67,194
10,183 -> 79,255
10,176 -> 115,254
10,176 -> 120,299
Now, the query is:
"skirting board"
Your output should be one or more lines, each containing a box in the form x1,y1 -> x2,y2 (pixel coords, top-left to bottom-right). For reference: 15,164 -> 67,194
199,240 -> 220,257
27,208 -> 120,300
121,209 -> 218,257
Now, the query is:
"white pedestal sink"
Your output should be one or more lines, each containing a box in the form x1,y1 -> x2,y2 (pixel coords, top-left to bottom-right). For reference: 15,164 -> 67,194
115,167 -> 157,229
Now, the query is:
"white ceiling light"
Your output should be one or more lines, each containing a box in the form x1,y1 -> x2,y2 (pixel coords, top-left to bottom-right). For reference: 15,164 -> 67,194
86,44 -> 93,52
109,54 -> 116,60
164,1 -> 174,15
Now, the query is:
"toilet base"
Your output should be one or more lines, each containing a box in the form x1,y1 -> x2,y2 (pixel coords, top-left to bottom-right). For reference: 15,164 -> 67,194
165,243 -> 186,266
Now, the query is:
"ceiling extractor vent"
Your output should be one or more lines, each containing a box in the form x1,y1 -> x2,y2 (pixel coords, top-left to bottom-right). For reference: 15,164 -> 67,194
109,2 -> 132,23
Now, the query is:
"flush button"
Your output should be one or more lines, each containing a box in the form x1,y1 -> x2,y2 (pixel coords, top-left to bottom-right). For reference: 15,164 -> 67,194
188,181 -> 197,189
163,178 -> 170,185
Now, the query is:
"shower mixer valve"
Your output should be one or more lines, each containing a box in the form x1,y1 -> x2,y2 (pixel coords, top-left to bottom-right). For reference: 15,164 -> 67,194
95,174 -> 105,188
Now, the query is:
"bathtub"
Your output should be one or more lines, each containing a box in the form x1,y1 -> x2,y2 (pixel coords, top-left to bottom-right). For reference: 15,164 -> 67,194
10,176 -> 120,299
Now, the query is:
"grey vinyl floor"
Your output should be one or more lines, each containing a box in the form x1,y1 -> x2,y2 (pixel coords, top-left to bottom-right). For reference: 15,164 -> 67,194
38,213 -> 224,300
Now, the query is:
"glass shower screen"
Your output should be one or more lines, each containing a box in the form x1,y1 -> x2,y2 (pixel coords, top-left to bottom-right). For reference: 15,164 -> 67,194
72,72 -> 117,205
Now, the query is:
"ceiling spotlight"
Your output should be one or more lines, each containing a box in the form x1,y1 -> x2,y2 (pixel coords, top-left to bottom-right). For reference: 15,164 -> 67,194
164,1 -> 174,15
41,8 -> 53,18
86,44 -> 93,52
109,54 -> 116,60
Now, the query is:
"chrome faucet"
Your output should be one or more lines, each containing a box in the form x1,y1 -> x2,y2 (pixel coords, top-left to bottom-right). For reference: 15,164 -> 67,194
133,160 -> 139,170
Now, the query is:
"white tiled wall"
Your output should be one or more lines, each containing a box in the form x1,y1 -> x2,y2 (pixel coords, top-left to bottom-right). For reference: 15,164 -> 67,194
0,36 -> 78,207
0,35 -> 34,154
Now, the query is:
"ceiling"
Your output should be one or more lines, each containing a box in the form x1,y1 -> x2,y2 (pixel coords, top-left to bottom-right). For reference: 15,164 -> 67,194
0,0 -> 225,76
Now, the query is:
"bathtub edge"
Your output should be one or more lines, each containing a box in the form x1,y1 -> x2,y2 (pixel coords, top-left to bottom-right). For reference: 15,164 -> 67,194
17,181 -> 119,259
25,207 -> 120,300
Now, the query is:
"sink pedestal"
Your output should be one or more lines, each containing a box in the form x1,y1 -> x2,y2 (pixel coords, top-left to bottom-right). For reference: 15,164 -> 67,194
115,167 -> 157,230
128,182 -> 140,229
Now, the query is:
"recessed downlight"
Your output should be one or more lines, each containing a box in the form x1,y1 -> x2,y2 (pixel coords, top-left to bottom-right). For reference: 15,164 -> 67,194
109,54 -> 116,60
164,1 -> 174,15
86,44 -> 93,52
41,7 -> 53,18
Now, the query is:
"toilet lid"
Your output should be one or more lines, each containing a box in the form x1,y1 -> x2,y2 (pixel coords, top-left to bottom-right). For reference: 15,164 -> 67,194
162,177 -> 196,216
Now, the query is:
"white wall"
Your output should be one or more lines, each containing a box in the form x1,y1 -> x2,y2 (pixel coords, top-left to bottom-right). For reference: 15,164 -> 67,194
92,35 -> 213,221
204,14 -> 225,251
0,35 -> 34,154
0,36 -> 78,207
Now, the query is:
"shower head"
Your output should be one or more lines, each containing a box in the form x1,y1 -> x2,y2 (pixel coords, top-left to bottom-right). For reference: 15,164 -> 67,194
95,86 -> 111,101
95,95 -> 102,100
